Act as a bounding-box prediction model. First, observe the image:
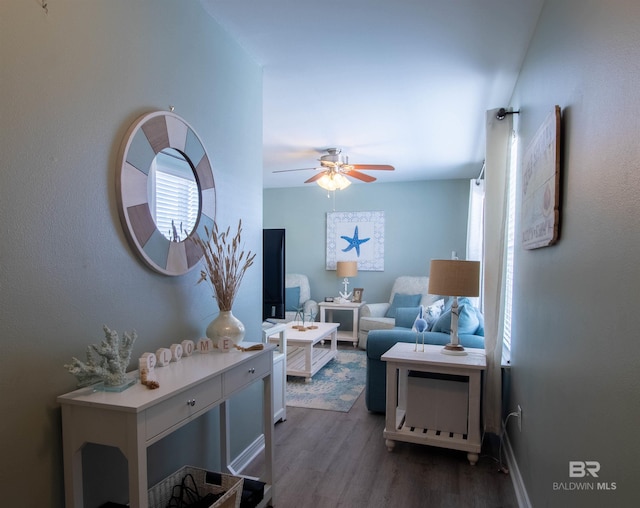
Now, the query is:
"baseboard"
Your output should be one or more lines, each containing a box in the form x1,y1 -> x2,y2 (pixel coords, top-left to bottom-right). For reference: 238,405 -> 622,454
502,428 -> 532,508
228,433 -> 265,476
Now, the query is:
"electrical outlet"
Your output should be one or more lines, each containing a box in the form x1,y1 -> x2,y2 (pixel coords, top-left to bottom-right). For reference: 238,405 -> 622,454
517,405 -> 522,432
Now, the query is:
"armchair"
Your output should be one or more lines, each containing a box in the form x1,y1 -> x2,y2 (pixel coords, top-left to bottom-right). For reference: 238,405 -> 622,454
358,275 -> 439,349
283,273 -> 318,323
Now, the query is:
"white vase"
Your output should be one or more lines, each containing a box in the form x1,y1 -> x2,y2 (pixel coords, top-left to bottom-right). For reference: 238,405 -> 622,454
206,310 -> 245,345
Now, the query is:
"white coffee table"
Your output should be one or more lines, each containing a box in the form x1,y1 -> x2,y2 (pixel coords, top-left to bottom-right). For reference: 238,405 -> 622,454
270,322 -> 339,381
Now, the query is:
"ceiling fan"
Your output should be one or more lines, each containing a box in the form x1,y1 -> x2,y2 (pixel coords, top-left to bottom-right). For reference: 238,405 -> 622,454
274,148 -> 395,190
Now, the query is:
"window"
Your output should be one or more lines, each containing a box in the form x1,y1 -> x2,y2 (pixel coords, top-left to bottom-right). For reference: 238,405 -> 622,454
467,176 -> 485,309
502,133 -> 518,357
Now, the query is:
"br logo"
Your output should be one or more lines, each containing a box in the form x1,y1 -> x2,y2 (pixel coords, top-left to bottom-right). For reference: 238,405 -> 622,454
569,461 -> 600,478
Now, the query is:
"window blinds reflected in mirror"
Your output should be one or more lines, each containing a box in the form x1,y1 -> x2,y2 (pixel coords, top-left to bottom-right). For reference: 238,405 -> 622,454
148,148 -> 200,242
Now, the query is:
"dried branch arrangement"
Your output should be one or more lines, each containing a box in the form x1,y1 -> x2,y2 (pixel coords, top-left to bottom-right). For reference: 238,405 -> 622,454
192,220 -> 256,311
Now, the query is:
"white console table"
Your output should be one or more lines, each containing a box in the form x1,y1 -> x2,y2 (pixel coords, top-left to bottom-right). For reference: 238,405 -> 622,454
57,343 -> 275,508
382,342 -> 486,465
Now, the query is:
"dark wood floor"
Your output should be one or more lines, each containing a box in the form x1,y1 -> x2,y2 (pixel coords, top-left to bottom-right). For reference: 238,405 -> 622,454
246,381 -> 518,508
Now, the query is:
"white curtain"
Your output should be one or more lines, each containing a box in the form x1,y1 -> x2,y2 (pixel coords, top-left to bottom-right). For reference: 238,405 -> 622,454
467,178 -> 485,309
482,108 -> 513,434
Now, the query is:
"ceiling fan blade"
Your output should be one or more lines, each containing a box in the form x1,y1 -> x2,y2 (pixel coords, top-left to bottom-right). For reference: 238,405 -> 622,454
352,164 -> 395,171
345,169 -> 377,183
304,172 -> 328,183
272,167 -> 319,173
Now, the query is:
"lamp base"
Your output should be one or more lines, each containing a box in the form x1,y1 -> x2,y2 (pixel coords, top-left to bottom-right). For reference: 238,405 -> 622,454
441,343 -> 468,356
339,277 -> 352,301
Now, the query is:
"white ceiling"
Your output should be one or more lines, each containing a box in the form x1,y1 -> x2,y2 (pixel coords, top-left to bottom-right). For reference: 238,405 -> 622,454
201,0 -> 544,188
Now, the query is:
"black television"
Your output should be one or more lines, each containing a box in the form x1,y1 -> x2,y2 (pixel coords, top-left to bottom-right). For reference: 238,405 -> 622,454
263,229 -> 286,321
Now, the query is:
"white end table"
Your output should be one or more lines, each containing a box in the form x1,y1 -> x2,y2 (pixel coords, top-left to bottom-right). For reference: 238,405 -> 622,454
381,342 -> 486,465
318,300 -> 365,347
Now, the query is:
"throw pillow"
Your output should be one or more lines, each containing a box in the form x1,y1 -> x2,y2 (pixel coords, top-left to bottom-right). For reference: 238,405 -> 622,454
431,303 -> 480,335
285,286 -> 301,312
472,306 -> 485,336
424,299 -> 445,330
443,296 -> 474,312
385,293 -> 423,318
394,306 -> 421,328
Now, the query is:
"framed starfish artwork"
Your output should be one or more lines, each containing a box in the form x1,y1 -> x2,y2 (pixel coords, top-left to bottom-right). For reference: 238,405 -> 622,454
326,211 -> 384,271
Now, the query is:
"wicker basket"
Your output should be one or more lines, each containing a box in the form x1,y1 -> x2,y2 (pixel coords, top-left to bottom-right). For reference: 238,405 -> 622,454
148,465 -> 243,508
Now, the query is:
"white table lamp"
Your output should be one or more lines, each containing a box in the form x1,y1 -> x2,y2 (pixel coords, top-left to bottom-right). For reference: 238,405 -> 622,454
428,259 -> 480,355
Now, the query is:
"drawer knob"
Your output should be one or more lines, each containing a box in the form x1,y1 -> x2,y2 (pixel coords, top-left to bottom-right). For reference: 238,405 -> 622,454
187,399 -> 196,407
249,367 -> 256,374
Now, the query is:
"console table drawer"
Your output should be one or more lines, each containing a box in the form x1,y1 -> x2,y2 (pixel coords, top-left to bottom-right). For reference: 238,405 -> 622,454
224,354 -> 270,396
146,376 -> 222,440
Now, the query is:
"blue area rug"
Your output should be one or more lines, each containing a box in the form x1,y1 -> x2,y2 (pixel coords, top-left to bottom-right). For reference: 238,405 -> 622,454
286,349 -> 366,412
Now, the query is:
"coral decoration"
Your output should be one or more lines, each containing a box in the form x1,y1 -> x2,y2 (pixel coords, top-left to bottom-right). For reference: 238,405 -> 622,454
64,325 -> 137,387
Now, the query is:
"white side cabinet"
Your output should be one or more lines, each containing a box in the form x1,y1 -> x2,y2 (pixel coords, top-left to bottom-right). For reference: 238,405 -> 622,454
262,322 -> 287,423
382,342 -> 486,465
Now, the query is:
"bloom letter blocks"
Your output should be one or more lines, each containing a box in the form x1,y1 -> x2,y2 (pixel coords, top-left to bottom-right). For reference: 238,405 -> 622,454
198,338 -> 214,353
137,335 -> 237,389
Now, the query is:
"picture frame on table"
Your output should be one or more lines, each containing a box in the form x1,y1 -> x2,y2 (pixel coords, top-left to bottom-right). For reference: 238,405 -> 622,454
352,288 -> 364,303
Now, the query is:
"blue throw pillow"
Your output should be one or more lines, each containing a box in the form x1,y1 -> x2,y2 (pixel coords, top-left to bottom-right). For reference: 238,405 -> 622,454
443,296 -> 474,312
394,307 -> 421,328
431,303 -> 480,335
385,293 -> 422,318
285,286 -> 301,311
472,307 -> 485,336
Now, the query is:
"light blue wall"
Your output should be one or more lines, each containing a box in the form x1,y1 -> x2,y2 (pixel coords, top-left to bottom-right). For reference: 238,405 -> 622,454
0,1 -> 263,506
264,180 -> 470,310
507,1 -> 640,507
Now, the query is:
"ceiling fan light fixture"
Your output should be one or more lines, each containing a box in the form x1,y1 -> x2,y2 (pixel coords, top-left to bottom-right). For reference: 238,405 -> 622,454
274,148 -> 394,186
317,172 -> 351,191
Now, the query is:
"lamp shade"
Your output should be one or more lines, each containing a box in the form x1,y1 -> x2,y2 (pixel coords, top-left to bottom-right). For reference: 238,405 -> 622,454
336,260 -> 358,278
428,260 -> 480,297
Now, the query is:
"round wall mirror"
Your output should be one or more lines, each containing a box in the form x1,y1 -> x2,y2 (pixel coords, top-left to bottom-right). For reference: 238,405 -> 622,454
116,111 -> 216,276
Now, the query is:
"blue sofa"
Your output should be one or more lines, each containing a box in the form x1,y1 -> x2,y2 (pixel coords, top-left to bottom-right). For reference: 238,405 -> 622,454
365,302 -> 485,413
